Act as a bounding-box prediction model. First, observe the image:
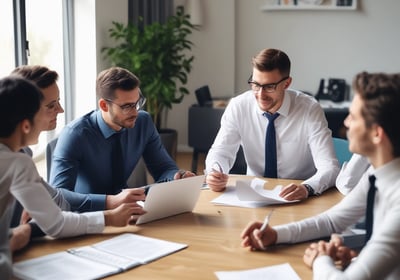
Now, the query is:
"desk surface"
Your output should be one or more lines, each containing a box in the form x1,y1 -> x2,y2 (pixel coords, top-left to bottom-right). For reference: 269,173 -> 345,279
13,176 -> 343,279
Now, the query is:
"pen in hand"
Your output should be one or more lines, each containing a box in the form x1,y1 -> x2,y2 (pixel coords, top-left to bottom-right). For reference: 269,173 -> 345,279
211,162 -> 223,174
260,209 -> 275,232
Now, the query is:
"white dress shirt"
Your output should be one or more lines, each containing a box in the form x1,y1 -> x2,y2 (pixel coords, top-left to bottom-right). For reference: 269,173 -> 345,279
0,143 -> 104,238
206,89 -> 340,193
336,153 -> 371,195
274,158 -> 400,279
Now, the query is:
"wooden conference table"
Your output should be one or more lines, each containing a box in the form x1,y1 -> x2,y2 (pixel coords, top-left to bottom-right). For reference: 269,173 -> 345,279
13,176 -> 343,279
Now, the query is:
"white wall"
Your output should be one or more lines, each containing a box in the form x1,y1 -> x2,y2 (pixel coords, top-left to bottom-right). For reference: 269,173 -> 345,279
74,0 -> 127,118
91,0 -> 400,151
235,0 -> 400,95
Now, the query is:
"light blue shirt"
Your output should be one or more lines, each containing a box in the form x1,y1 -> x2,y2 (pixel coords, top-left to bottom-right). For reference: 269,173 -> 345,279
50,110 -> 178,197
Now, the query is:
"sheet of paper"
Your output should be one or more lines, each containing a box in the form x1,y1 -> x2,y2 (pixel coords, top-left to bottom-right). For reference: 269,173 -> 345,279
215,263 -> 301,280
211,178 -> 298,208
236,178 -> 298,204
211,186 -> 268,208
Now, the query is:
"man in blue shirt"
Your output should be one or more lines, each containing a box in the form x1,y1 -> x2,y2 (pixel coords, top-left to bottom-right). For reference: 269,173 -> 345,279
50,67 -> 194,195
11,65 -> 146,215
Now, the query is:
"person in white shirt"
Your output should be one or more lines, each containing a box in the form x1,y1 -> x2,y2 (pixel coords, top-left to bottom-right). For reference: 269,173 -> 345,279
241,71 -> 400,279
205,48 -> 339,200
8,66 -> 147,253
336,153 -> 370,195
0,76 -> 143,279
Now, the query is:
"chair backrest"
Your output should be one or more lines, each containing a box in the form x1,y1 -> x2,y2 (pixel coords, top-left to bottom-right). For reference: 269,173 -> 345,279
195,85 -> 213,107
46,138 -> 58,181
333,137 -> 352,166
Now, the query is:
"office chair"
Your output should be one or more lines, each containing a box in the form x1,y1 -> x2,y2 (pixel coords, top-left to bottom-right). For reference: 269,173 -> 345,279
195,85 -> 213,107
46,138 -> 58,181
333,137 -> 352,166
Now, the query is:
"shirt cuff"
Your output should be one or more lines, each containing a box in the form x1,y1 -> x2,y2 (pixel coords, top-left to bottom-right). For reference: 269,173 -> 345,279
274,225 -> 293,244
83,212 -> 105,234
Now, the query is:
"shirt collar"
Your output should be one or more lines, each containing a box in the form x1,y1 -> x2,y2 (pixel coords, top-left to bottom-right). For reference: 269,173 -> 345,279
95,110 -> 125,139
369,157 -> 400,190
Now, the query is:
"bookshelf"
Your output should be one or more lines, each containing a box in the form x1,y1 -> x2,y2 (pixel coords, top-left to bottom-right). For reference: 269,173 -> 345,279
261,0 -> 357,11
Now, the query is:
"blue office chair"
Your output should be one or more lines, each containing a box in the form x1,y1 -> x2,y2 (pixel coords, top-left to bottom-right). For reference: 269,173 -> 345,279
333,137 -> 352,166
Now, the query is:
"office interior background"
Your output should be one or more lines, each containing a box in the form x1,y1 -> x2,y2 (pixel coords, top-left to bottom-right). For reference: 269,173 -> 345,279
1,0 -> 399,158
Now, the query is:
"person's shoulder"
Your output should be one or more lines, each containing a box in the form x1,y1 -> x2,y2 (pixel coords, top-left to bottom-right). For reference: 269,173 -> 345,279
228,90 -> 255,110
6,152 -> 36,173
289,89 -> 322,110
65,110 -> 94,129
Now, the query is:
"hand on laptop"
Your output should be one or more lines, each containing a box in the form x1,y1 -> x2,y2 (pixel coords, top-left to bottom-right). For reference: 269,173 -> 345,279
174,169 -> 196,180
106,188 -> 147,209
104,203 -> 146,227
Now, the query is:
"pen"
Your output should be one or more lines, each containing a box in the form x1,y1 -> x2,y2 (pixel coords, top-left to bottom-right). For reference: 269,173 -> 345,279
211,162 -> 223,174
260,209 -> 274,232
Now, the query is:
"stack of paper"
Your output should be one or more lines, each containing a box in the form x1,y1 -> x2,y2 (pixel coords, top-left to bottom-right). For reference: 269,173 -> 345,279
211,178 -> 298,208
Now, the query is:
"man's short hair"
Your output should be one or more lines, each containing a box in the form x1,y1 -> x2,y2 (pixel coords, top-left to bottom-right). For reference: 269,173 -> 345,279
252,48 -> 291,77
96,67 -> 140,100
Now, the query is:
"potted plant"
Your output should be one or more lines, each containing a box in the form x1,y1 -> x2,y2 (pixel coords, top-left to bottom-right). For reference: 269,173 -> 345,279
102,6 -> 196,158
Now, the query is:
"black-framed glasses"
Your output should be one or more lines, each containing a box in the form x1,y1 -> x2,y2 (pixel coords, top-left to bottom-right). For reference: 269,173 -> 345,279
104,92 -> 147,114
247,75 -> 289,93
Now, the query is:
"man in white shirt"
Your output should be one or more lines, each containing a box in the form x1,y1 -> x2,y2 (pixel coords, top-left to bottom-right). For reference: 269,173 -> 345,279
205,48 -> 339,200
241,72 -> 400,279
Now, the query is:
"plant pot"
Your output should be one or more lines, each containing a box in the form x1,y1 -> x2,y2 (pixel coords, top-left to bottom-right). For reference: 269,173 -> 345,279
159,128 -> 177,160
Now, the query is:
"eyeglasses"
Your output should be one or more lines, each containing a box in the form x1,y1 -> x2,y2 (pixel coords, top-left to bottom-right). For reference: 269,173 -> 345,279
248,75 -> 289,93
45,100 -> 63,112
104,92 -> 147,114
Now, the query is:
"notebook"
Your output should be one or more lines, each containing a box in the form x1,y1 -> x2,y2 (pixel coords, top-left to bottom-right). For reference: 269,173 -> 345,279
13,233 -> 187,280
136,175 -> 205,225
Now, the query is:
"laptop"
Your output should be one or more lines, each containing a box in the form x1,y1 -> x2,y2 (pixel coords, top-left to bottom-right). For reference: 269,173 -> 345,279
135,175 -> 205,225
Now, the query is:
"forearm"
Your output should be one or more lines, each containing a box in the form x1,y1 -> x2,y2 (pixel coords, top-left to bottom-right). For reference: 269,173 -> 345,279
59,189 -> 106,212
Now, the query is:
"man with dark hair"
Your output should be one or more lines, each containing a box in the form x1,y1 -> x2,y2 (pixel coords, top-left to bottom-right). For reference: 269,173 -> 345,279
206,48 -> 339,200
241,72 -> 400,279
50,66 -> 194,195
0,76 -> 141,279
11,65 -> 146,215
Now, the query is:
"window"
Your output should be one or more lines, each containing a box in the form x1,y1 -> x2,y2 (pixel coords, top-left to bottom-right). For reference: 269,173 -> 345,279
24,0 -> 66,158
0,0 -> 15,77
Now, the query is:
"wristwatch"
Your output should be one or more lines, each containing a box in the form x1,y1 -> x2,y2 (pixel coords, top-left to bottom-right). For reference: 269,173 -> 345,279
303,184 -> 315,197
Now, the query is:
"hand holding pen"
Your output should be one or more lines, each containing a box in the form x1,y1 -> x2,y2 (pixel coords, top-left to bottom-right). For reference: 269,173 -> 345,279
205,162 -> 229,192
240,209 -> 277,251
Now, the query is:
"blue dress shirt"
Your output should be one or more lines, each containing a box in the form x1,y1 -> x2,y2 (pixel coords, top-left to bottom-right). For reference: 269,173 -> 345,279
50,110 -> 178,197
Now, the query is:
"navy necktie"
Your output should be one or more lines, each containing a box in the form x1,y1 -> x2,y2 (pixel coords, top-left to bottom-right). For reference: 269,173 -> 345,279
111,133 -> 124,194
263,112 -> 280,178
365,175 -> 377,243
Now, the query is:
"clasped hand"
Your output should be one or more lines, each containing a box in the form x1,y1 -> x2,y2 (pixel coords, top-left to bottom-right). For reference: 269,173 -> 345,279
303,234 -> 358,269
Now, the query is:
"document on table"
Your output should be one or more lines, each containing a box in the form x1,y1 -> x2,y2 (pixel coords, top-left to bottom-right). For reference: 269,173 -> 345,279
13,233 -> 187,280
215,263 -> 301,280
211,178 -> 298,208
